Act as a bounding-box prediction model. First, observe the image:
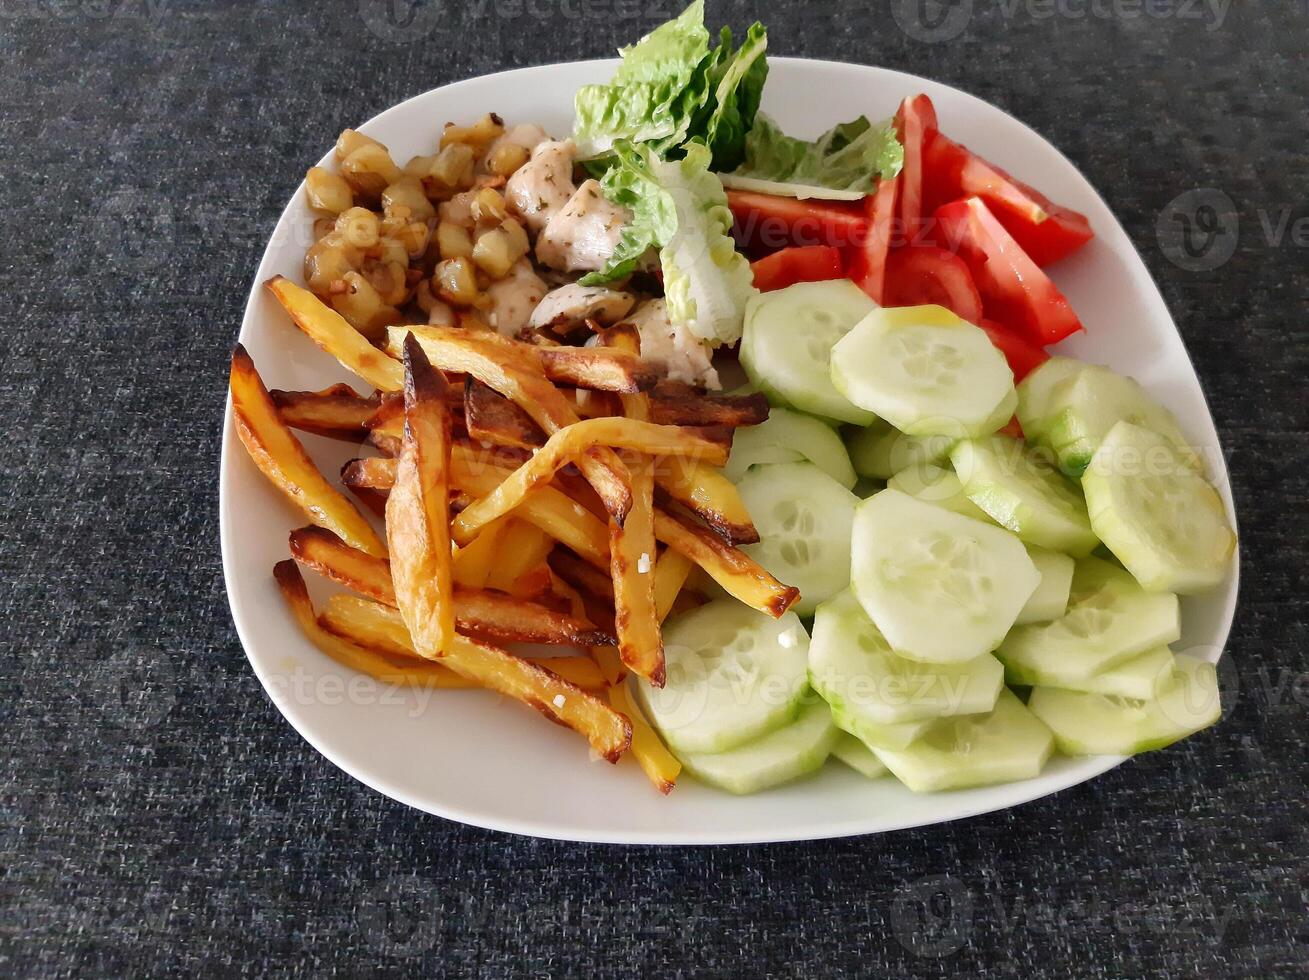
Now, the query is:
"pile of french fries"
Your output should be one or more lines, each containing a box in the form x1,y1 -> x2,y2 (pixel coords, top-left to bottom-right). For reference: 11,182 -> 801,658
231,276 -> 800,793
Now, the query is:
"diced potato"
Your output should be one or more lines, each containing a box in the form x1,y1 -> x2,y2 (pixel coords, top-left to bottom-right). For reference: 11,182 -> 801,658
334,207 -> 381,249
441,112 -> 504,148
335,128 -> 384,162
304,233 -> 359,294
472,187 -> 507,224
486,142 -> 530,178
437,221 -> 473,260
331,271 -> 400,339
472,227 -> 516,278
431,143 -> 475,190
434,257 -> 478,306
341,143 -> 402,199
305,166 -> 354,214
382,176 -> 436,223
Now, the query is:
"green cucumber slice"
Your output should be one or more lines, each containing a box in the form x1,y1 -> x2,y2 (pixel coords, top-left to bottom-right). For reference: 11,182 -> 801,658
950,434 -> 1100,555
871,689 -> 1055,793
1039,365 -> 1198,477
851,489 -> 1040,663
1015,356 -> 1086,440
1015,547 -> 1075,624
738,462 -> 859,616
636,600 -> 810,754
829,700 -> 934,750
996,557 -> 1181,682
740,279 -> 879,425
888,462 -> 994,522
677,700 -> 840,795
847,424 -> 955,481
809,590 -> 1003,724
1028,654 -> 1221,755
725,406 -> 857,488
1004,645 -> 1176,700
1081,421 -> 1236,593
830,305 -> 1016,438
830,732 -> 889,779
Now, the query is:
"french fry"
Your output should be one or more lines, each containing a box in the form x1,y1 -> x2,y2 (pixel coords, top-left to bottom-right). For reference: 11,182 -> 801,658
230,345 -> 386,557
648,381 -> 770,428
549,572 -> 625,687
319,596 -> 632,761
270,384 -> 380,441
653,507 -> 799,618
527,655 -> 608,690
654,456 -> 759,545
384,325 -> 632,521
609,456 -> 663,685
464,379 -> 545,450
608,681 -> 680,795
450,417 -> 728,545
599,324 -> 651,422
484,520 -> 554,593
550,548 -> 616,603
652,548 -> 695,622
265,276 -> 404,391
385,335 -> 456,658
451,518 -> 507,588
274,561 -> 471,688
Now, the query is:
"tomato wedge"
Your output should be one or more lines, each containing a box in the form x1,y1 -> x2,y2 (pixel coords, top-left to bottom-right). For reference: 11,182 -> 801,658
849,177 -> 899,304
923,133 -> 1093,266
935,197 -> 1083,346
750,245 -> 845,292
980,318 -> 1050,382
726,189 -> 868,251
894,94 -> 939,245
883,246 -> 983,325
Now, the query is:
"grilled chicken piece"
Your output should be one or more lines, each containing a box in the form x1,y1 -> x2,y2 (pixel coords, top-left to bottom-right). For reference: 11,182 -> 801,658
528,283 -> 637,334
505,139 -> 577,233
620,299 -> 719,389
535,180 -> 629,274
485,258 -> 548,337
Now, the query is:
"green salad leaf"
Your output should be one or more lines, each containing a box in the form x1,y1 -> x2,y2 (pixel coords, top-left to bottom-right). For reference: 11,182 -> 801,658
731,112 -> 903,192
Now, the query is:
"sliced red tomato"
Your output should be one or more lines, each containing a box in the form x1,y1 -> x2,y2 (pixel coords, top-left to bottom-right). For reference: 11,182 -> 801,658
750,245 -> 845,292
934,197 -> 1083,346
998,416 -> 1025,439
894,94 -> 939,245
923,133 -> 1093,266
849,177 -> 899,304
883,246 -> 983,324
726,189 -> 868,251
980,318 -> 1050,382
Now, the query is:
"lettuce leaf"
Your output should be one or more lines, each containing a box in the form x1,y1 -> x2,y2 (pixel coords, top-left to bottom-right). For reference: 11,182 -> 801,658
731,112 -> 903,192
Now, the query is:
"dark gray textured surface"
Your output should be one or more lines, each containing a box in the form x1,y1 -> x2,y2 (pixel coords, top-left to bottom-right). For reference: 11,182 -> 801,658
2,1 -> 1306,976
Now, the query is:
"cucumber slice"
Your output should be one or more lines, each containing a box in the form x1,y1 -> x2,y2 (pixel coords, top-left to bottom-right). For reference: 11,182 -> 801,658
851,490 -> 1040,663
1040,365 -> 1198,477
1015,356 -> 1086,439
636,600 -> 810,754
1015,547 -> 1075,624
1028,654 -> 1221,755
950,434 -> 1100,555
889,462 -> 995,522
871,689 -> 1055,793
1004,645 -> 1176,700
830,305 -> 1016,438
677,700 -> 840,795
738,462 -> 859,616
847,424 -> 955,481
996,556 -> 1181,682
1081,421 -> 1236,593
725,406 -> 857,488
831,732 -> 889,779
829,700 -> 934,750
740,280 -> 879,425
809,590 -> 1003,724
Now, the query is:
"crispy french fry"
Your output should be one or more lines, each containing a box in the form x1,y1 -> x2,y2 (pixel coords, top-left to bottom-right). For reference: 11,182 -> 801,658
270,384 -> 380,441
450,418 -> 727,545
386,335 -> 456,658
527,655 -> 608,690
610,456 -> 662,685
600,324 -> 651,422
265,276 -> 404,391
648,381 -> 770,428
464,379 -> 546,450
654,456 -> 759,545
230,345 -> 386,557
274,561 -> 472,688
549,572 -> 626,687
384,325 -> 632,520
484,519 -> 554,593
451,518 -> 507,589
319,596 -> 632,761
550,548 -> 616,603
652,548 -> 695,622
653,508 -> 799,618
289,525 -> 396,603
608,681 -> 680,794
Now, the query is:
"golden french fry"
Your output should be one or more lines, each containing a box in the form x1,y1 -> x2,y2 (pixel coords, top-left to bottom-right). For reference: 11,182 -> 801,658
451,518 -> 507,589
450,418 -> 727,545
608,682 -> 680,795
484,519 -> 554,593
319,596 -> 632,761
652,548 -> 695,622
653,508 -> 799,618
654,456 -> 759,545
550,548 -> 616,603
270,384 -> 380,441
274,561 -> 472,688
265,276 -> 404,391
230,345 -> 386,557
610,456 -> 663,685
386,334 -> 456,658
549,571 -> 625,688
599,324 -> 651,422
648,381 -> 770,428
464,379 -> 546,450
527,655 -> 608,690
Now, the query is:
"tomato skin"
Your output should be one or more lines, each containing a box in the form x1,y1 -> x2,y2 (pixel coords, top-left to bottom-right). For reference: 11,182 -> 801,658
980,318 -> 1051,382
894,94 -> 939,244
726,189 -> 868,251
934,197 -> 1083,345
750,245 -> 845,292
923,133 -> 1093,266
849,177 -> 900,304
883,246 -> 983,325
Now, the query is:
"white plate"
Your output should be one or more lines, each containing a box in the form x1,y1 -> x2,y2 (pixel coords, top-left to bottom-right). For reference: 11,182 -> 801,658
219,58 -> 1239,844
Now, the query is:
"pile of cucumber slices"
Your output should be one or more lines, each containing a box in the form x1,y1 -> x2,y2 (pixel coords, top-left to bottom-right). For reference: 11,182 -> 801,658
633,279 -> 1236,795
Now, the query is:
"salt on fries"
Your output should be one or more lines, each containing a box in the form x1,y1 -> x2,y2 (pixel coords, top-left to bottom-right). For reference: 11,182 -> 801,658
232,281 -> 798,791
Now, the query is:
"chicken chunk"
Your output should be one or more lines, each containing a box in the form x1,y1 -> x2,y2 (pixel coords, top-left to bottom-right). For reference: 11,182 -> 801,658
620,299 -> 720,389
505,139 -> 577,233
485,258 -> 548,337
535,179 -> 629,274
527,283 -> 637,335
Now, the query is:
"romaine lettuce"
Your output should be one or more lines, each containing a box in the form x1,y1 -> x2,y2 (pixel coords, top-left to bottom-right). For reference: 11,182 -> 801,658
731,112 -> 903,193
